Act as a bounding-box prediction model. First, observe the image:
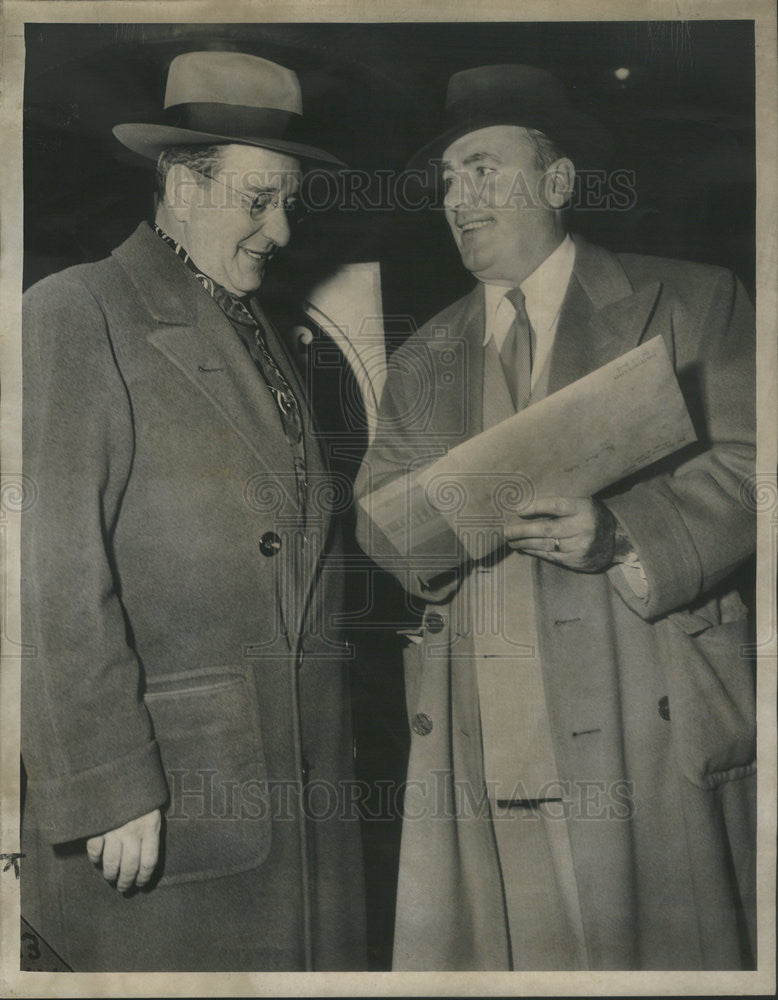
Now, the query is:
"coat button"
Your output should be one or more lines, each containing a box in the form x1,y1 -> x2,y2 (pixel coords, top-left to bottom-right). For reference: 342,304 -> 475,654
424,612 -> 445,634
658,696 -> 671,721
259,531 -> 282,556
411,713 -> 433,736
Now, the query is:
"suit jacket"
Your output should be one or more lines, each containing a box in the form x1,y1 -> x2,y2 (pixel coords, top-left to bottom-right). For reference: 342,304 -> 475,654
21,222 -> 365,971
355,235 -> 756,970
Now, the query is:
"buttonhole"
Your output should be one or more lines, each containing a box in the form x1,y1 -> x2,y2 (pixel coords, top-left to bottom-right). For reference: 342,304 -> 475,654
198,365 -> 225,373
497,797 -> 564,809
554,617 -> 582,625
572,728 -> 602,738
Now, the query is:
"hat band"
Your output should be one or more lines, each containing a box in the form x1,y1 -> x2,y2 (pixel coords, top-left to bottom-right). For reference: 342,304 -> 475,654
163,102 -> 302,141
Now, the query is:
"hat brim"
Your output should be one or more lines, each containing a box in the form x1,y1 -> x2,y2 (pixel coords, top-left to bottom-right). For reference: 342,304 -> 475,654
113,123 -> 346,168
406,111 -> 612,180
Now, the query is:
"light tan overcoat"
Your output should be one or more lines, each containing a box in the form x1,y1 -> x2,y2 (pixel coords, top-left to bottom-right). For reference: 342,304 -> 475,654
356,236 -> 756,970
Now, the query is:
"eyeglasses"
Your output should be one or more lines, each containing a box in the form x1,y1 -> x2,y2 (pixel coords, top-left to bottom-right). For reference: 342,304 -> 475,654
191,169 -> 310,226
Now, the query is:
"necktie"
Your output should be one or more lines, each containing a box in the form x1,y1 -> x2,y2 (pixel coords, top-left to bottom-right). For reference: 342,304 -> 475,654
221,292 -> 304,447
499,287 -> 534,411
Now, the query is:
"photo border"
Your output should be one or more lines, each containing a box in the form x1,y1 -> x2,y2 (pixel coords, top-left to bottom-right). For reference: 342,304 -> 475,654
1,1 -> 775,996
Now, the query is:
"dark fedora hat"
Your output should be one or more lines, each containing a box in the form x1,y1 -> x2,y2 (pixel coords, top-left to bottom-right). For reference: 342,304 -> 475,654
113,51 -> 345,167
408,63 -> 611,173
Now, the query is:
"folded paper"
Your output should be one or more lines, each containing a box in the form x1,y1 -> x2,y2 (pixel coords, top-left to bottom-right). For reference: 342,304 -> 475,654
361,336 -> 697,561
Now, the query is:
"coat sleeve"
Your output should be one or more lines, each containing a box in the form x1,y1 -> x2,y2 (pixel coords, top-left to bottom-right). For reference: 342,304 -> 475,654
22,273 -> 168,845
604,268 -> 755,620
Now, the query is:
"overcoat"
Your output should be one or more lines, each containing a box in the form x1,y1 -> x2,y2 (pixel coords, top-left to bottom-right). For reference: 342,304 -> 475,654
355,236 -> 756,970
21,222 -> 366,972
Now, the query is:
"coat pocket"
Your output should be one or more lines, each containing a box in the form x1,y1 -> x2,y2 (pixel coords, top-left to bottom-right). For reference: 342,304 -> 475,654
143,664 -> 270,886
660,606 -> 756,790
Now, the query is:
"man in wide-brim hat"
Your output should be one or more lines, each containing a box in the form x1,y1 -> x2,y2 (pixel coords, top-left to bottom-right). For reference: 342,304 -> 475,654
357,63 -> 756,970
21,49 -> 365,971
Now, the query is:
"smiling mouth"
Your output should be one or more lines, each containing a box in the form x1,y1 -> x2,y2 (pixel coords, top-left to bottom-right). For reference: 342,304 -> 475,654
458,217 -> 495,233
241,246 -> 274,261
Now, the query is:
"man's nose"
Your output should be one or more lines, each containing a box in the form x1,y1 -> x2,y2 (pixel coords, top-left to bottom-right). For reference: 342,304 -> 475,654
444,178 -> 464,210
260,202 -> 292,247
444,174 -> 476,211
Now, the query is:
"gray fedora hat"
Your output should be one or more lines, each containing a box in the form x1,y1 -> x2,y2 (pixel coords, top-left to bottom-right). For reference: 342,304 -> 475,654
408,63 -> 612,173
113,51 -> 345,166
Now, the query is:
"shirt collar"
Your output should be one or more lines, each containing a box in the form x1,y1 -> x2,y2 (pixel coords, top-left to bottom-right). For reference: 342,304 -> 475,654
481,234 -> 576,346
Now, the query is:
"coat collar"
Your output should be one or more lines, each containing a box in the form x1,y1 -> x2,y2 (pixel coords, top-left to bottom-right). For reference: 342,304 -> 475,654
113,225 -> 288,470
112,222 -> 200,325
434,235 -> 662,435
546,235 -> 662,393
112,223 -> 315,479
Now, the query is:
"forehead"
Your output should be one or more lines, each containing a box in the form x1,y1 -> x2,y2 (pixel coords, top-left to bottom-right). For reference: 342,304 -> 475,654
218,143 -> 301,190
441,125 -> 535,168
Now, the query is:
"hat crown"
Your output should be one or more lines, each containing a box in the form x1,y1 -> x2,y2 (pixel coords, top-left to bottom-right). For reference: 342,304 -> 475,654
164,51 -> 302,114
113,49 -> 344,166
445,64 -> 571,124
406,62 -> 611,177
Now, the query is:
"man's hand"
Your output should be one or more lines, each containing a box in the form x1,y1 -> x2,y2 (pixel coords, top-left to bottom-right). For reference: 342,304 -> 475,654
86,808 -> 162,892
504,496 -> 617,573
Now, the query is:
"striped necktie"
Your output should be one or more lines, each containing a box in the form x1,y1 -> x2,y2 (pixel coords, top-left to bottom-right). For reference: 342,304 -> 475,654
499,287 -> 534,411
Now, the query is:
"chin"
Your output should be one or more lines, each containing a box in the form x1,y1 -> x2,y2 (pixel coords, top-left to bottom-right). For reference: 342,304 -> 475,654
460,252 -> 493,275
233,275 -> 264,296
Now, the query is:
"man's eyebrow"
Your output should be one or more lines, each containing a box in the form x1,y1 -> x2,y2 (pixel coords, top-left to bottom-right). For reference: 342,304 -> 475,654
241,172 -> 298,193
244,184 -> 298,201
440,151 -> 503,171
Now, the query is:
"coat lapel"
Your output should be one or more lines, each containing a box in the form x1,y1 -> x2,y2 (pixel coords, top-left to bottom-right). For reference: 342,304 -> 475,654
547,236 -> 662,394
417,284 -> 487,444
458,285 -> 488,439
113,226 -> 292,476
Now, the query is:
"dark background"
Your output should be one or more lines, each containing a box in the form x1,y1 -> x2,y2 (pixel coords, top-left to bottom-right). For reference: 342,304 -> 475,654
24,20 -> 755,305
23,20 -> 756,971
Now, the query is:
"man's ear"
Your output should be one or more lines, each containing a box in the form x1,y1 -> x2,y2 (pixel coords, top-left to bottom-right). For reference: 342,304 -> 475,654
543,157 -> 576,209
164,164 -> 200,222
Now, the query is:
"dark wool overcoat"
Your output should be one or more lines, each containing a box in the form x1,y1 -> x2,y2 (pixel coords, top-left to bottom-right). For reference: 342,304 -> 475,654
21,222 -> 366,972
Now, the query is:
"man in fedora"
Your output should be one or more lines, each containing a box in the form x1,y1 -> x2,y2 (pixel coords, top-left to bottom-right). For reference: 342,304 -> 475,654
356,65 -> 756,970
21,50 -> 365,971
